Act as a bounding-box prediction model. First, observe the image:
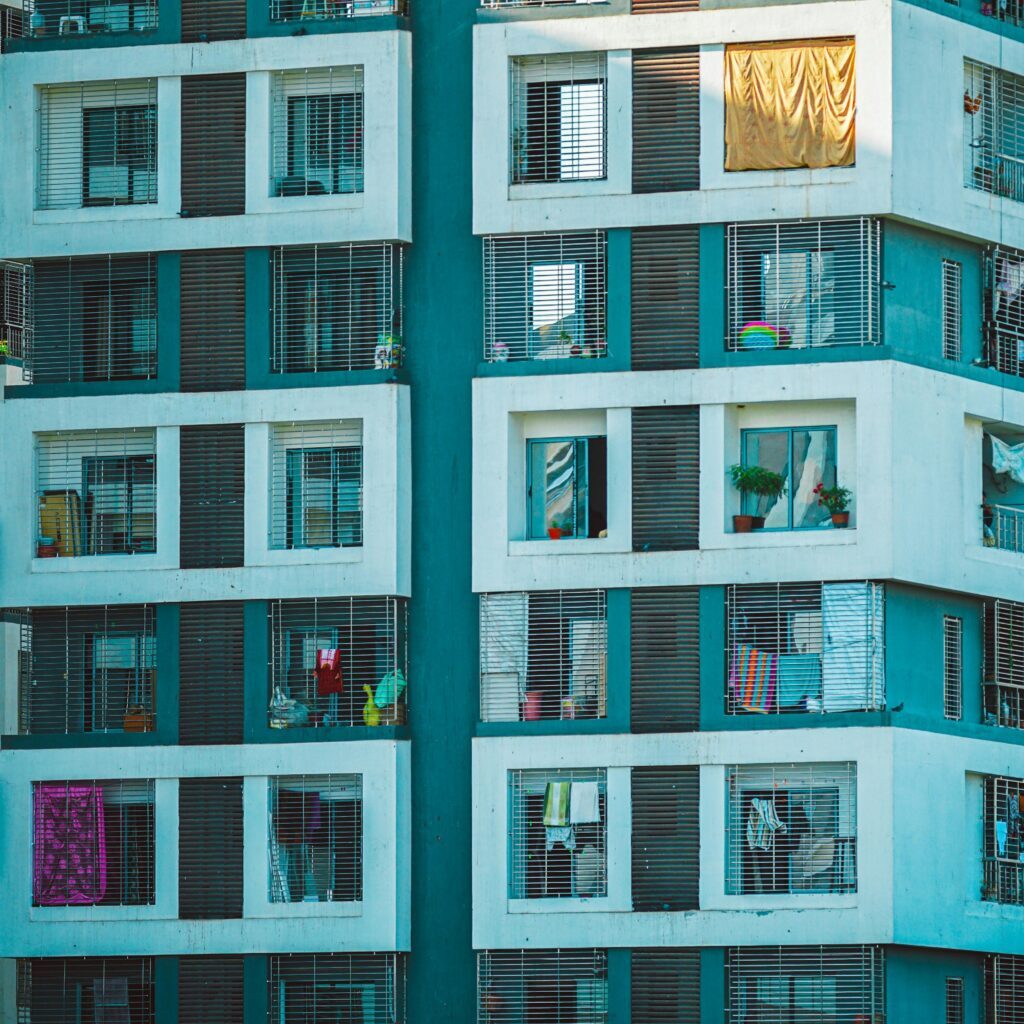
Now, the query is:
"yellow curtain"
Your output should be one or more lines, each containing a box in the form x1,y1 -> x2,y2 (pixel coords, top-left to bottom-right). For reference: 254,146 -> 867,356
724,38 -> 856,171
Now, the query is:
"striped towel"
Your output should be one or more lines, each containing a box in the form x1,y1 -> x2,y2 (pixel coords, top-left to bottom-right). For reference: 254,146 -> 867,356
730,644 -> 779,713
543,782 -> 571,827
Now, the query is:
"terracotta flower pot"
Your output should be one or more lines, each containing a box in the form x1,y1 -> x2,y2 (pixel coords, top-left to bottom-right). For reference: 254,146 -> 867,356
831,512 -> 850,528
733,515 -> 756,533
751,516 -> 766,529
547,527 -> 563,540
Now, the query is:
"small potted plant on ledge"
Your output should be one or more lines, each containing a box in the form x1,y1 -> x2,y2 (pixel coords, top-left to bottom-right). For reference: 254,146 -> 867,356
729,464 -> 787,532
814,482 -> 853,528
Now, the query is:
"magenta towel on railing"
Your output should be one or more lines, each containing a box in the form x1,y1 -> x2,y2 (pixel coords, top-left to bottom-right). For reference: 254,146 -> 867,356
730,644 -> 779,713
33,783 -> 107,905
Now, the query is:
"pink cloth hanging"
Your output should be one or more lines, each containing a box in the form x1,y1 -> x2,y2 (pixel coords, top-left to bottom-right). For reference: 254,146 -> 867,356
33,783 -> 107,906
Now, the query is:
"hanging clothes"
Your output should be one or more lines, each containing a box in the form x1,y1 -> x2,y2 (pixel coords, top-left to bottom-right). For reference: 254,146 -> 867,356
746,797 -> 787,852
33,783 -> 107,906
989,435 -> 1024,486
315,648 -> 344,696
545,825 -> 577,851
543,782 -> 571,827
569,782 -> 601,824
730,644 -> 779,713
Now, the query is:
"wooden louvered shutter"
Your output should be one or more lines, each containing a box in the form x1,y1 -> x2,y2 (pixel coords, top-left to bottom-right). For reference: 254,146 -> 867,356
179,602 -> 244,744
631,950 -> 700,1023
631,588 -> 700,732
181,0 -> 246,43
181,75 -> 246,217
179,957 -> 245,1023
179,778 -> 244,918
180,425 -> 245,569
632,227 -> 699,370
631,766 -> 699,911
632,0 -> 699,9
633,49 -> 700,194
180,250 -> 246,392
632,406 -> 699,551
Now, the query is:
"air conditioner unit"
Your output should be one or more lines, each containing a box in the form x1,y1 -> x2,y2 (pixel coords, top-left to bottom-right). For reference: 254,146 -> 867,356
58,15 -> 87,34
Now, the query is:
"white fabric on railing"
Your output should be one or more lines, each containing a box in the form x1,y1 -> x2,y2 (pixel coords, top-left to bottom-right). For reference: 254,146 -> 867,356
989,434 -> 1024,485
822,583 -> 884,711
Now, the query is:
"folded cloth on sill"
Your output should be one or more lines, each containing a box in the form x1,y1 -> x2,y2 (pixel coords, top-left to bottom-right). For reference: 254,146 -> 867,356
543,782 -> 571,827
93,976 -> 129,1024
315,648 -> 344,697
570,781 -> 601,824
730,644 -> 778,713
545,825 -> 576,851
746,797 -> 787,852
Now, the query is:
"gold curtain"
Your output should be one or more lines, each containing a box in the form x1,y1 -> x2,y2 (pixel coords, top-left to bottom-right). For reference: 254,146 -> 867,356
724,38 -> 856,171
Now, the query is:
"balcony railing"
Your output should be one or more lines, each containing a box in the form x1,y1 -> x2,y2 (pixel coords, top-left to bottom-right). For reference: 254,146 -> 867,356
269,0 -> 406,20
481,0 -> 605,6
985,856 -> 1024,904
20,0 -> 157,37
984,681 -> 1024,729
984,503 -> 1024,553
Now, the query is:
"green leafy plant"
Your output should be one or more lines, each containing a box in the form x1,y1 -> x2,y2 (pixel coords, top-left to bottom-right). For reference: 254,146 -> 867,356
0,340 -> 9,357
728,464 -> 787,503
814,483 -> 852,515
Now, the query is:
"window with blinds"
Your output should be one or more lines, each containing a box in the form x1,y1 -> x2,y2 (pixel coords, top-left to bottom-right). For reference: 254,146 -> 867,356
508,769 -> 607,899
479,590 -> 606,723
510,54 -> 606,184
269,421 -> 363,550
983,774 -> 1024,905
269,775 -> 362,902
942,259 -> 962,361
17,604 -> 156,735
269,596 -> 408,729
28,254 -> 155,384
179,777 -> 243,919
271,0 -> 406,19
483,232 -> 606,363
631,950 -> 700,1024
632,49 -> 699,194
23,0 -> 158,35
36,428 -> 156,558
179,956 -> 245,1024
987,955 -> 1024,1024
270,954 -> 406,1024
1,259 -> 32,361
944,615 -> 963,721
180,249 -> 246,392
726,219 -> 881,351
271,67 -> 363,198
181,0 -> 245,42
179,601 -> 244,744
947,977 -> 965,1024
726,763 -> 857,896
32,779 -> 154,907
18,957 -> 155,1024
984,246 -> 1024,378
477,950 -> 607,1024
38,79 -> 156,211
965,60 -> 1024,205
179,424 -> 244,569
727,947 -> 884,1023
726,582 -> 885,715
984,598 -> 1024,729
272,243 -> 403,373
181,74 -> 246,217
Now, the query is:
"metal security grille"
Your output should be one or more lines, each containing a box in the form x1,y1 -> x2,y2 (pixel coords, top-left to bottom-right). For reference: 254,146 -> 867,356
726,763 -> 857,895
984,246 -> 1024,377
947,978 -> 965,1024
1,259 -> 32,360
479,590 -> 606,722
726,582 -> 886,715
727,947 -> 884,1023
631,766 -> 699,911
632,406 -> 699,551
631,226 -> 699,370
180,424 -> 245,569
271,0 -> 407,18
2,4 -> 25,40
271,243 -> 403,373
944,615 -> 963,721
632,0 -> 698,9
179,777 -> 243,919
632,49 -> 699,194
269,596 -> 408,729
508,768 -> 607,899
965,60 -> 1024,205
17,604 -> 156,735
631,950 -> 700,1024
36,429 -> 156,558
481,0 -> 601,5
983,774 -> 1024,905
180,249 -> 246,391
38,79 -> 156,211
21,0 -> 157,35
943,259 -> 962,360
32,779 -> 154,906
270,954 -> 406,1024
181,0 -> 245,41
270,421 -> 363,550
179,601 -> 245,744
271,67 -> 364,198
987,955 -> 1024,1024
17,958 -> 154,1024
726,219 -> 881,350
510,54 -> 607,184
984,599 -> 1024,729
28,254 -> 155,384
179,957 -> 245,1024
483,232 -> 606,362
477,950 -> 607,1024
181,75 -> 246,217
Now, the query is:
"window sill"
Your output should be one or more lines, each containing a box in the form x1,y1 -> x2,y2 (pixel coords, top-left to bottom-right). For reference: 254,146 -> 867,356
509,538 -> 625,556
30,903 -> 166,923
34,203 -> 168,226
508,895 -> 609,913
32,552 -> 161,573
706,893 -> 858,912
712,528 -> 857,549
248,899 -> 364,919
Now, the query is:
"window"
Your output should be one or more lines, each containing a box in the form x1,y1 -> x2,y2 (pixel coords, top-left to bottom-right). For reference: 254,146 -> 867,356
477,950 -> 607,1024
739,426 -> 837,530
33,779 -> 155,907
26,0 -> 158,35
1,259 -> 32,362
18,958 -> 155,1024
508,768 -> 607,899
36,429 -> 156,557
269,954 -> 405,1024
986,955 -> 1024,1023
947,977 -> 965,1024
727,947 -> 884,1024
727,582 -> 885,715
510,54 -> 606,184
270,421 -> 363,550
479,590 -> 606,722
965,60 -> 1024,204
39,79 -> 157,210
983,774 -> 1024,905
526,436 -> 607,540
984,599 -> 1024,729
984,246 -> 1024,377
271,67 -> 363,197
943,260 -> 962,361
270,0 -> 406,21
269,775 -> 362,902
272,243 -> 403,373
727,219 -> 880,351
944,615 -> 963,721
270,596 -> 408,729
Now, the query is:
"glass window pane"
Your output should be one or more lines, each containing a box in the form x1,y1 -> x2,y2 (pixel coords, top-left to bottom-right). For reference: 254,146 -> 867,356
791,428 -> 836,528
529,440 -> 576,538
742,430 -> 790,527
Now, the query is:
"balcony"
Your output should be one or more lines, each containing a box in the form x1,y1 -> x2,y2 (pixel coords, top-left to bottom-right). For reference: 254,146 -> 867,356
966,62 -> 1024,206
984,775 -> 1024,905
0,260 -> 31,363
18,0 -> 157,39
269,0 -> 406,20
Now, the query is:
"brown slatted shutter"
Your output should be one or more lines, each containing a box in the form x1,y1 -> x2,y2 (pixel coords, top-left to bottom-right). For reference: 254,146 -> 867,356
632,406 -> 699,551
632,0 -> 699,13
181,0 -> 246,43
181,75 -> 246,217
631,587 -> 700,732
180,250 -> 246,392
179,778 -> 244,918
632,226 -> 699,370
180,425 -> 245,569
631,949 -> 701,1023
633,49 -> 700,194
179,602 -> 245,744
631,766 -> 699,911
179,956 -> 245,1022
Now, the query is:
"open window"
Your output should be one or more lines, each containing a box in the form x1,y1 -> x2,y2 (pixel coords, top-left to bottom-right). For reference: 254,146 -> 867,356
526,436 -> 607,540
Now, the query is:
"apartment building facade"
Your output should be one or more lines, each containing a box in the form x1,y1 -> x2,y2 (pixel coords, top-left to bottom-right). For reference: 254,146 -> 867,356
2,0 -> 1024,1020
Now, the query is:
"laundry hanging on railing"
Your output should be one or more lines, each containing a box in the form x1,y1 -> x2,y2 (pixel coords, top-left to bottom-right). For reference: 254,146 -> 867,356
988,434 -> 1024,485
730,644 -> 779,713
33,783 -> 107,905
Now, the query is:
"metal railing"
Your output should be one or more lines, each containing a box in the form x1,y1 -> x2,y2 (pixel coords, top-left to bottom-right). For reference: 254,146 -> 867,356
983,503 -> 1024,553
481,0 -> 604,5
20,0 -> 157,37
269,0 -> 406,20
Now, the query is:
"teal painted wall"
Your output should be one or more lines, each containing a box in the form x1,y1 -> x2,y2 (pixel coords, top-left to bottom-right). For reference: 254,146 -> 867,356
886,946 -> 985,1024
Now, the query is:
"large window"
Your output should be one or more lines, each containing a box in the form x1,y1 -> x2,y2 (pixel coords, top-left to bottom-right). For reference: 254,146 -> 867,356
269,954 -> 405,1024
526,436 -> 607,540
983,774 -> 1024,905
984,599 -> 1024,729
965,60 -> 1024,205
18,958 -> 155,1024
987,955 -> 1024,1024
477,950 -> 607,1024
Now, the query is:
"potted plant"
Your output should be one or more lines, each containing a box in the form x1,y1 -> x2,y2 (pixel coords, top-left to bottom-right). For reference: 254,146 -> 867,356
728,464 -> 787,532
814,482 -> 853,528
547,520 -> 565,540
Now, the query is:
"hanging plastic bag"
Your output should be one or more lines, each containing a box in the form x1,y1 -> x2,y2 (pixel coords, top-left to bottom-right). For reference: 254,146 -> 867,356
269,686 -> 309,729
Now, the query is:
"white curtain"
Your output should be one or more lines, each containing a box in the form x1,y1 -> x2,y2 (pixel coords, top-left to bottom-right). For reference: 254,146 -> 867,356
480,593 -> 528,721
822,583 -> 885,711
